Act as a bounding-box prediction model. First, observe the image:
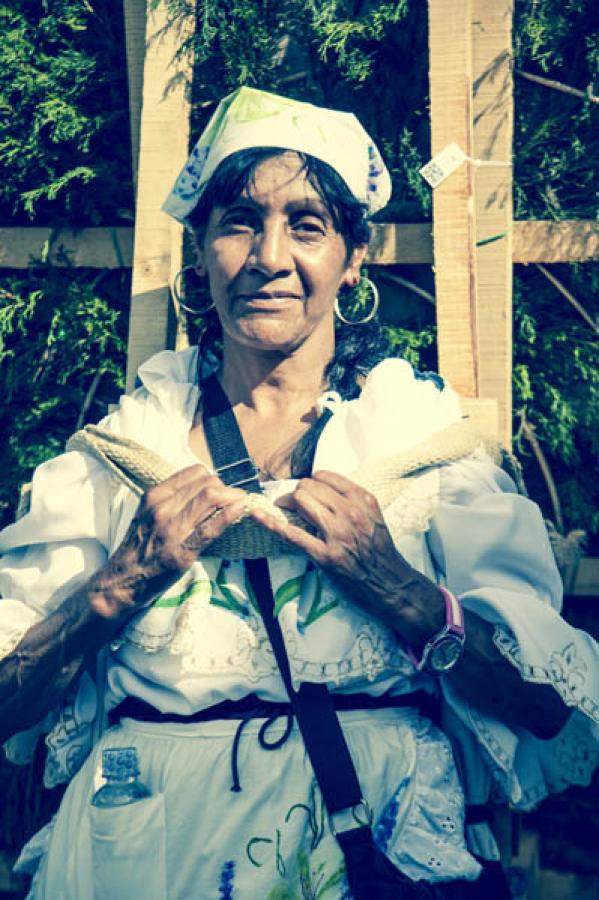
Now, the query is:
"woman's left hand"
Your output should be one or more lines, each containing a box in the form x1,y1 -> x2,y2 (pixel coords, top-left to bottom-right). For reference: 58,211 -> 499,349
248,471 -> 445,640
249,472 -> 572,737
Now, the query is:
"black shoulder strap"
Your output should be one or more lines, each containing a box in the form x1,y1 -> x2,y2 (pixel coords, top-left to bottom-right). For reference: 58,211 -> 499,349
200,373 -> 364,817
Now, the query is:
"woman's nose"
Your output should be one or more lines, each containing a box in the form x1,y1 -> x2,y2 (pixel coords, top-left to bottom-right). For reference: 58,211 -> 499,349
247,223 -> 293,277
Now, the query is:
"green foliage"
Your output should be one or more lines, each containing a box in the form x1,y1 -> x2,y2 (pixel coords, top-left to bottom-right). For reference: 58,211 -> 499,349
0,267 -> 129,529
513,0 -> 598,220
0,0 -> 133,224
512,263 -> 599,541
159,0 -> 430,223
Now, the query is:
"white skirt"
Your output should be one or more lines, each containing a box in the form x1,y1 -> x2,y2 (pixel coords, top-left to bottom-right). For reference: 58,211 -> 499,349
22,708 -> 480,899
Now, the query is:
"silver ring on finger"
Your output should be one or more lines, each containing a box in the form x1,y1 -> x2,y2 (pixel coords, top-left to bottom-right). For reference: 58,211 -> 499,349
203,506 -> 223,524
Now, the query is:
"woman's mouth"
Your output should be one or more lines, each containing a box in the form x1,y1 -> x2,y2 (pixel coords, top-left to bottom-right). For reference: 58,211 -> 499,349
236,291 -> 303,308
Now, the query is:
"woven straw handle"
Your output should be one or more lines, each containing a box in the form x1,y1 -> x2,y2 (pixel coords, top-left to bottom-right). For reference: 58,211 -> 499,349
66,422 -> 492,558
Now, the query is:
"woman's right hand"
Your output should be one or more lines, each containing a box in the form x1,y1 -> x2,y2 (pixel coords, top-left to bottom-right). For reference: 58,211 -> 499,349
88,464 -> 250,619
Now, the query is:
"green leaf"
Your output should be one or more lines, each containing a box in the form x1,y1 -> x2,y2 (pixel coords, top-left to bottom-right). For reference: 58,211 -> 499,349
273,574 -> 304,618
301,570 -> 339,630
153,578 -> 211,609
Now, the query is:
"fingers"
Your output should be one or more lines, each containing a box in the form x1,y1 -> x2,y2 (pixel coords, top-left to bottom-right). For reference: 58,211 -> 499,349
176,478 -> 250,544
144,466 -> 245,527
287,482 -> 336,536
146,463 -> 213,501
185,495 -> 251,550
311,470 -> 358,496
248,505 -> 329,566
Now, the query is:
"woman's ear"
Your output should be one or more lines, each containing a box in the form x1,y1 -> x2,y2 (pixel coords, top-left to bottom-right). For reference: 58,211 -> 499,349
191,233 -> 206,277
342,244 -> 368,288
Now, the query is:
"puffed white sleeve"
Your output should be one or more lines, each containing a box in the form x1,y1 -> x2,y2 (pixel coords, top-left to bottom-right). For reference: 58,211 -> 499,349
0,450 -> 115,765
426,453 -> 599,809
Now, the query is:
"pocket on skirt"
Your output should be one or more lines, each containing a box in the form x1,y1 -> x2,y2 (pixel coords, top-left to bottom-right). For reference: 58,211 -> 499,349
90,793 -> 166,900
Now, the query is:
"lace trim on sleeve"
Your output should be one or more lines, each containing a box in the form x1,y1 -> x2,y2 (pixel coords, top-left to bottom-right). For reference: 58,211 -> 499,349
493,623 -> 599,724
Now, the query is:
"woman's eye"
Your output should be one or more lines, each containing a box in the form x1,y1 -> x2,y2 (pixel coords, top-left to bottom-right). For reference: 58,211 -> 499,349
293,218 -> 327,236
220,211 -> 256,231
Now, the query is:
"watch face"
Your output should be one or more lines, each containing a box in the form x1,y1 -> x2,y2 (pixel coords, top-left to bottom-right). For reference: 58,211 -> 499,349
428,635 -> 464,674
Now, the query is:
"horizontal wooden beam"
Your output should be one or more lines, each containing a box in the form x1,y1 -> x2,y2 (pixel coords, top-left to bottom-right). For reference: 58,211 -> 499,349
0,220 -> 597,269
0,227 -> 134,269
569,557 -> 599,598
511,220 -> 599,264
367,223 -> 434,264
368,220 -> 599,264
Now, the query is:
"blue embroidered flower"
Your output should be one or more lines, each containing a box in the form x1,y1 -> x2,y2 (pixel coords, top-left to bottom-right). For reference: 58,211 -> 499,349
375,794 -> 400,853
173,145 -> 210,200
218,859 -> 236,899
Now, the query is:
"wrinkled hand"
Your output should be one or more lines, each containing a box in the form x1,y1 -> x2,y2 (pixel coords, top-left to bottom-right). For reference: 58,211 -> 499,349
249,471 -> 443,638
89,464 -> 250,617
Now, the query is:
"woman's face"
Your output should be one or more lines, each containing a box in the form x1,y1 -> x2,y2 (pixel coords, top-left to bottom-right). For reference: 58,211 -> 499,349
195,152 -> 366,355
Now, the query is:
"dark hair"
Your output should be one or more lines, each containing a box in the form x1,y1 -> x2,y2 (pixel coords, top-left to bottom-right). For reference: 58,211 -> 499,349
189,147 -> 393,476
187,147 -> 371,255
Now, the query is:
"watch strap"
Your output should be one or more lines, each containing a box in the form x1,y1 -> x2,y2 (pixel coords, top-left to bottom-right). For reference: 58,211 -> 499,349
407,586 -> 465,673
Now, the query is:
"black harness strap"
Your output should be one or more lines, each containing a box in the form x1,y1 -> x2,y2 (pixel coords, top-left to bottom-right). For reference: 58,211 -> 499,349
200,373 -> 368,814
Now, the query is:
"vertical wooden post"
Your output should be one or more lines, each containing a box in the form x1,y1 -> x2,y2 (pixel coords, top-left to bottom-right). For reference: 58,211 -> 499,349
472,1 -> 514,445
125,1 -> 193,392
428,0 -> 479,400
123,0 -> 147,198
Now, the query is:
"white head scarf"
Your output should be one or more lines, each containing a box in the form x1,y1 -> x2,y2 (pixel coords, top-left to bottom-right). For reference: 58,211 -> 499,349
162,86 -> 392,225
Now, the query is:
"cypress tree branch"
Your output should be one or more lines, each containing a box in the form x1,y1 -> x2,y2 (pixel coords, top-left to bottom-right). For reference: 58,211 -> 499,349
515,68 -> 599,104
535,264 -> 599,335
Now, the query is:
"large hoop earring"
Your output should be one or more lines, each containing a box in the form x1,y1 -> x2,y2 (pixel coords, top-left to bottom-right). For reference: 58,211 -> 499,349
334,276 -> 380,325
172,265 -> 215,315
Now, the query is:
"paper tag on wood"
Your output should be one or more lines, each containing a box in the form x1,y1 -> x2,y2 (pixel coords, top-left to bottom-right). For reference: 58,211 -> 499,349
419,142 -> 467,187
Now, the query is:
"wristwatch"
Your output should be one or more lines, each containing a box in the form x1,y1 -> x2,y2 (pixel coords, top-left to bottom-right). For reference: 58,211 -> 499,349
408,586 -> 465,676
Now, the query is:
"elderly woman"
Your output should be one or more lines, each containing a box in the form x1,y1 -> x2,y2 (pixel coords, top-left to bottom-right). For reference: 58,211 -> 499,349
0,88 -> 597,900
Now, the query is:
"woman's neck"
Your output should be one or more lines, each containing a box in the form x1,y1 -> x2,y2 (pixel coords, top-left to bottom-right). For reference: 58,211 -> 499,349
219,333 -> 333,416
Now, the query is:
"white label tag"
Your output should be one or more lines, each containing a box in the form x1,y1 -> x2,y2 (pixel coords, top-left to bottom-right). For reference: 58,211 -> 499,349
419,142 -> 467,187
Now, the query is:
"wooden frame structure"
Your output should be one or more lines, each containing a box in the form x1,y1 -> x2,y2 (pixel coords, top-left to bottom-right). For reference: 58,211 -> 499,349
1,0 -> 597,443
0,0 -> 594,435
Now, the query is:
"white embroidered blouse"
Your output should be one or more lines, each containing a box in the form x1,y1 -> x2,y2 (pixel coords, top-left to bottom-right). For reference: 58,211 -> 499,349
1,348 -> 598,857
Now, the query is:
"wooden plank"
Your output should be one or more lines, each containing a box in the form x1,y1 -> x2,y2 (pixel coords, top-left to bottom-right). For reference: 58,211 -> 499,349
125,1 -> 194,391
538,870 -> 599,900
0,227 -> 133,269
427,0 -> 479,399
0,220 -> 596,271
472,0 -> 514,445
366,223 -> 433,264
460,397 -> 499,440
570,557 -> 599,598
0,849 -> 28,894
369,221 -> 599,265
510,829 -> 541,900
123,0 -> 147,196
513,220 -> 599,263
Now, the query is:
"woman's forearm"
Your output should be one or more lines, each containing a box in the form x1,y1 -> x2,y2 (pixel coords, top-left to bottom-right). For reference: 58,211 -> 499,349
0,544 -> 172,743
0,580 -> 130,743
381,573 -> 571,740
448,610 -> 571,739
0,467 -> 251,743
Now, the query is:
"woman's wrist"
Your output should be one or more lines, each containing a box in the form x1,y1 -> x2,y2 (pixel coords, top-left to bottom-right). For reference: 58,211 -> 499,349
87,552 -> 154,620
383,571 -> 447,651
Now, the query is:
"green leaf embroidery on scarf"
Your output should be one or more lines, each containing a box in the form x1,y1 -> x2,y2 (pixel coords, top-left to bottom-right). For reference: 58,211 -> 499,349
246,836 -> 273,867
285,783 -> 325,851
153,578 -> 211,609
210,561 -> 250,617
273,574 -> 304,618
300,569 -> 338,630
246,780 -> 346,898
